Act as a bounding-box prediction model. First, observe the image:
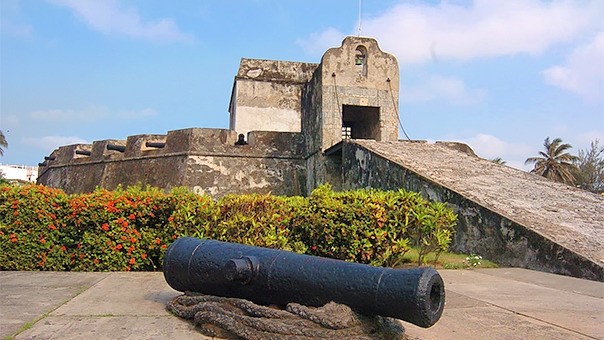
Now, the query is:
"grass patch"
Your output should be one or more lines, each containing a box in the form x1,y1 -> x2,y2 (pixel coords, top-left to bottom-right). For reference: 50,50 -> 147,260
395,248 -> 498,269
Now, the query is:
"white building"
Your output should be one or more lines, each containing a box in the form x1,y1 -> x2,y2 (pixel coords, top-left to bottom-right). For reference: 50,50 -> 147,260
0,164 -> 38,183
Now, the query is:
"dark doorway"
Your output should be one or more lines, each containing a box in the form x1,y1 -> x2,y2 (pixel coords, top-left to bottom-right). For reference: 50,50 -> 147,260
342,105 -> 380,140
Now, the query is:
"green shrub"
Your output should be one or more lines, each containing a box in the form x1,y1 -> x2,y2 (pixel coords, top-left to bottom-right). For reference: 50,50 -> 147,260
292,185 -> 455,266
0,183 -> 456,271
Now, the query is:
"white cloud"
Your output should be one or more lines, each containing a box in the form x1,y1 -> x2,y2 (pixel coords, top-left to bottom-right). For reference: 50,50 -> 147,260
575,130 -> 604,148
301,0 -> 602,65
49,0 -> 194,43
120,108 -> 157,119
0,20 -> 34,38
542,32 -> 604,101
296,27 -> 345,56
460,133 -> 534,170
401,75 -> 486,105
0,114 -> 20,129
23,135 -> 88,152
29,106 -> 108,122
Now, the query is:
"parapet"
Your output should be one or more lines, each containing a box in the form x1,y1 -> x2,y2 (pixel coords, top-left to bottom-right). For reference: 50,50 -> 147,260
236,58 -> 318,84
38,128 -> 306,172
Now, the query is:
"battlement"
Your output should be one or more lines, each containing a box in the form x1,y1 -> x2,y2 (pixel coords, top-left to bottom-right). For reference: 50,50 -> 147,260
39,128 -> 306,171
236,58 -> 318,84
37,128 -> 307,195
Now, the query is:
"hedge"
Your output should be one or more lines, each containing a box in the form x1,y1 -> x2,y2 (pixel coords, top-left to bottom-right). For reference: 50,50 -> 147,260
0,184 -> 456,271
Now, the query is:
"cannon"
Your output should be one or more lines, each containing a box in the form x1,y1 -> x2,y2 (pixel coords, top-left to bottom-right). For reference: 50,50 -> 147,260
106,144 -> 126,152
75,149 -> 91,156
145,141 -> 166,149
163,237 -> 445,328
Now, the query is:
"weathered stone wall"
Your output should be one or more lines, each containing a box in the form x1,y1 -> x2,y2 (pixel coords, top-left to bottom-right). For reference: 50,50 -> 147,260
341,140 -> 604,281
229,58 -> 319,135
38,128 -> 306,197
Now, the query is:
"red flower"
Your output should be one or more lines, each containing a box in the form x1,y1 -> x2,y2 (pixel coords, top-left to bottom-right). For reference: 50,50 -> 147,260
154,238 -> 161,245
40,238 -> 46,244
129,258 -> 136,265
101,223 -> 109,231
311,246 -> 317,251
48,224 -> 57,230
141,253 -> 147,259
93,259 -> 100,265
60,246 -> 67,251
128,213 -> 136,220
116,244 -> 123,250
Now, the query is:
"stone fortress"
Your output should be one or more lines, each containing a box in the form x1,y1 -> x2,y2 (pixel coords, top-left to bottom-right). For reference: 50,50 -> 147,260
37,37 -> 603,281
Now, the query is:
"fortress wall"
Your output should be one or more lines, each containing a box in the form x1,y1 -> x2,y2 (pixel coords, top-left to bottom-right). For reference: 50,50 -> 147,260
37,128 -> 307,196
341,141 -> 603,281
230,59 -> 319,135
301,65 -> 327,194
185,155 -> 305,197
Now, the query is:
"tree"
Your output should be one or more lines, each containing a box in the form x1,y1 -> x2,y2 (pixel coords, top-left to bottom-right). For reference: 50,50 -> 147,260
572,139 -> 604,194
0,130 -> 7,156
491,157 -> 506,165
525,137 -> 579,185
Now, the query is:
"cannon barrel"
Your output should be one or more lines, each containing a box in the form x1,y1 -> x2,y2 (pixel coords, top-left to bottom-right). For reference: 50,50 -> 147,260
145,141 -> 165,148
163,237 -> 445,328
75,149 -> 91,156
106,144 -> 126,152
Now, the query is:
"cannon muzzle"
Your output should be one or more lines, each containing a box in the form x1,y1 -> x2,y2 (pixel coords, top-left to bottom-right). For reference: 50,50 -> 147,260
163,237 -> 445,328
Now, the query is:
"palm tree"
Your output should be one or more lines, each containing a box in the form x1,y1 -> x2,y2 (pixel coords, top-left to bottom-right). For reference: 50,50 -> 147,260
0,130 -> 7,157
525,137 -> 579,185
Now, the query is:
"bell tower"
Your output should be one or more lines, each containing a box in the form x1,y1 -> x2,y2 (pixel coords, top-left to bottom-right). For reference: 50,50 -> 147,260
301,36 -> 400,154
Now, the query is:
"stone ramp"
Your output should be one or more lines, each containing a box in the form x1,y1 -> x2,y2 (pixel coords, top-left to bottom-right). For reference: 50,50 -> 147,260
346,140 -> 603,279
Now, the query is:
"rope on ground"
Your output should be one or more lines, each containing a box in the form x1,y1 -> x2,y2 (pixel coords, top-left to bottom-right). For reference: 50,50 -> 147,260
167,292 -> 405,340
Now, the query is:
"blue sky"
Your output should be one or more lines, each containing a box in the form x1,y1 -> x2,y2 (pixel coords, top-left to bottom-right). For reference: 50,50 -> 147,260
1,0 -> 603,170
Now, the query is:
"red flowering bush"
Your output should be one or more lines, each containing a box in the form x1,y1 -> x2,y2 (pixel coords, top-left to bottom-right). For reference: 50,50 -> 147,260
0,183 -> 456,271
0,185 -> 71,270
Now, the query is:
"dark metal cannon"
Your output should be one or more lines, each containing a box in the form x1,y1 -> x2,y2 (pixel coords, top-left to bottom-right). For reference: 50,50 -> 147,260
75,149 -> 91,156
163,237 -> 445,328
106,144 -> 126,152
145,141 -> 165,149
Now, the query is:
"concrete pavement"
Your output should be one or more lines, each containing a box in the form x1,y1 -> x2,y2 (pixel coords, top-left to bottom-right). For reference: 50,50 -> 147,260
1,268 -> 602,339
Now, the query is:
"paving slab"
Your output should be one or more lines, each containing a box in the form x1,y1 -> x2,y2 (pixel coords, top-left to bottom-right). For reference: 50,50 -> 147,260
0,271 -> 108,339
13,316 -> 199,340
12,272 -> 205,340
475,268 -> 604,298
402,269 -> 604,340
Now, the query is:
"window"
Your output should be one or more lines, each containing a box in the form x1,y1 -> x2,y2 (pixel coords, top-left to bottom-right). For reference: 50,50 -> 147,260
355,45 -> 367,77
342,125 -> 352,140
